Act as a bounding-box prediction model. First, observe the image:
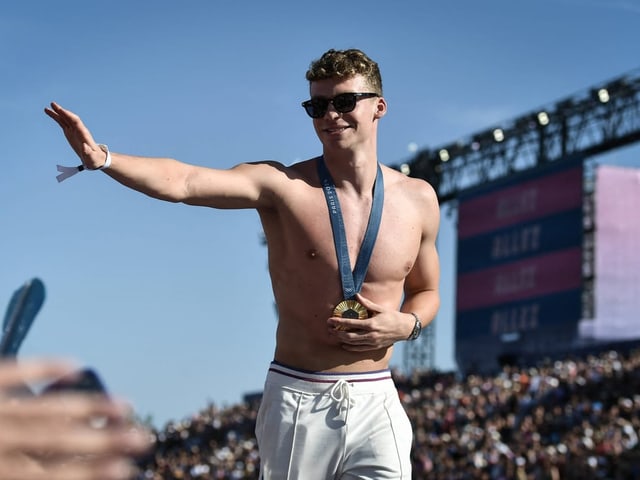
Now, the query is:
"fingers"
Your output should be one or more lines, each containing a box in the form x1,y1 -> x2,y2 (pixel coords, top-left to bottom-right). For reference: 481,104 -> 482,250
0,359 -> 76,390
0,399 -> 150,479
328,309 -> 398,351
45,102 -> 84,131
0,455 -> 139,480
45,102 -> 70,119
328,320 -> 375,345
44,102 -> 101,166
328,316 -> 368,333
0,394 -> 150,456
43,102 -> 70,129
6,422 -> 150,457
1,392 -> 120,426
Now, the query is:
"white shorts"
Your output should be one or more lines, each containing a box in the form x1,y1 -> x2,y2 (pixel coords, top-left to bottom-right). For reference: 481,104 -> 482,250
255,362 -> 413,479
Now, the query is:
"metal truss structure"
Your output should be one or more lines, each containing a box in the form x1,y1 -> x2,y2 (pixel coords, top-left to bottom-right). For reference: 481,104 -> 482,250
402,322 -> 435,376
399,67 -> 640,373
399,67 -> 640,204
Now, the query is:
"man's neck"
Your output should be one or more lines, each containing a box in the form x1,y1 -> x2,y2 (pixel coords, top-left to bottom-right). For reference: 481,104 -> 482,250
322,148 -> 379,195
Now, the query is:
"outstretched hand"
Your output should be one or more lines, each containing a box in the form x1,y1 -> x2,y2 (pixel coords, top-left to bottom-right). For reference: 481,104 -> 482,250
44,102 -> 107,170
0,359 -> 151,480
328,293 -> 410,352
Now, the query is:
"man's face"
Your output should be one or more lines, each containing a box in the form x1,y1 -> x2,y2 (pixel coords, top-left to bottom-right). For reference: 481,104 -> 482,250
308,75 -> 385,151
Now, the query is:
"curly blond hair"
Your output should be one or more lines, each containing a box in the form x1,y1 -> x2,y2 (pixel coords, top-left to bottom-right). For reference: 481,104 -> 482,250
305,49 -> 383,95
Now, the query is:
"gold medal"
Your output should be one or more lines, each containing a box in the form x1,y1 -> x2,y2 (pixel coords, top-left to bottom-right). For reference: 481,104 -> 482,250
333,300 -> 368,331
333,299 -> 368,319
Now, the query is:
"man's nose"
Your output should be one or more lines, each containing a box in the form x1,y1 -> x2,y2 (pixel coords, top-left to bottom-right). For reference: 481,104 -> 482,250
324,101 -> 340,117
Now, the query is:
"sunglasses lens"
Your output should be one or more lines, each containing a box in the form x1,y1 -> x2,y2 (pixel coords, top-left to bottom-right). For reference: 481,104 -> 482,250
332,94 -> 357,113
303,93 -> 372,118
303,99 -> 327,118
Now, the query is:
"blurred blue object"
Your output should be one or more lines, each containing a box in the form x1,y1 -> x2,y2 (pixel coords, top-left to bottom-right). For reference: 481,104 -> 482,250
1,278 -> 45,357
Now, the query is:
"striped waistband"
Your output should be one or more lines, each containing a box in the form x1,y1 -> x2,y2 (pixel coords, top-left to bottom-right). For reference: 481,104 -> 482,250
266,361 -> 394,394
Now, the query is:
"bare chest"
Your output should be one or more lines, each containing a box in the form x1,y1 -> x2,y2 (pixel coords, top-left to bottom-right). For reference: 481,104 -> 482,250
262,185 -> 420,285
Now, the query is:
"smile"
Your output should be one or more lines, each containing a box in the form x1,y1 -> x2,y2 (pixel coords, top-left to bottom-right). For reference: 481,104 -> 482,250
325,126 -> 350,134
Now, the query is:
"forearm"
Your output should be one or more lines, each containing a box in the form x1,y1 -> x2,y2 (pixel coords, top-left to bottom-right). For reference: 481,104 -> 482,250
401,289 -> 440,334
45,102 -> 195,203
104,151 -> 192,203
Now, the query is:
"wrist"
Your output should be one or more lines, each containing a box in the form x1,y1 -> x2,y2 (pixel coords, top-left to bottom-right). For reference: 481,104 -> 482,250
95,144 -> 112,170
55,143 -> 112,183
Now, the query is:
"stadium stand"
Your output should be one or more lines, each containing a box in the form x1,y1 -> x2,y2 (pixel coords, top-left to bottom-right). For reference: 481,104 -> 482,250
137,348 -> 640,479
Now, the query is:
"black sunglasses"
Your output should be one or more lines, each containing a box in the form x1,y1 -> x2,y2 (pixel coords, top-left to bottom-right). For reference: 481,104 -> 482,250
301,92 -> 379,118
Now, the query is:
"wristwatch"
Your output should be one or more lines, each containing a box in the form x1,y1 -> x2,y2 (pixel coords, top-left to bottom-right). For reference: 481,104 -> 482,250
407,313 -> 422,341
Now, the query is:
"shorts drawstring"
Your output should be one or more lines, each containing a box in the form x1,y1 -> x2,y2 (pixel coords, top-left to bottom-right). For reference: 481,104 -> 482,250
330,379 -> 355,423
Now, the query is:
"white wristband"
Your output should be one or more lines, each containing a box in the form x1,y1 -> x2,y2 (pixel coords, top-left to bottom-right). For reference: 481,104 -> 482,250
56,143 -> 111,183
96,144 -> 112,170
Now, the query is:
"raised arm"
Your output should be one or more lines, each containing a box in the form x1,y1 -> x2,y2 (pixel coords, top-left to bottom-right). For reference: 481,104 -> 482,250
44,102 -> 278,209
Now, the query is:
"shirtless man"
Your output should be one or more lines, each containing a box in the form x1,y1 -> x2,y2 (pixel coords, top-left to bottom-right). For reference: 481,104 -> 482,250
0,359 -> 149,480
46,48 -> 440,479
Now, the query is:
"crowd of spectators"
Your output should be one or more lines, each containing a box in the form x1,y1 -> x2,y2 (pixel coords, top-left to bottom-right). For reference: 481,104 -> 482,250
136,348 -> 640,479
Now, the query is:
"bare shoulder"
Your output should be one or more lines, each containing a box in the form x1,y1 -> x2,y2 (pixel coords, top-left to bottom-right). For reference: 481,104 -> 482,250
382,165 -> 440,243
240,158 -> 317,182
228,159 -> 317,193
281,157 -> 320,180
232,158 -> 319,207
382,165 -> 439,210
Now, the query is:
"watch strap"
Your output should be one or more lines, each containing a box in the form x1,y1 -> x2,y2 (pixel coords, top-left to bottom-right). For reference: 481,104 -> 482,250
407,312 -> 422,341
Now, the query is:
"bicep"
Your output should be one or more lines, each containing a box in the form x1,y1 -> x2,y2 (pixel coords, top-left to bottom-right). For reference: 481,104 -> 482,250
183,161 -> 282,209
405,183 -> 441,295
405,234 -> 440,297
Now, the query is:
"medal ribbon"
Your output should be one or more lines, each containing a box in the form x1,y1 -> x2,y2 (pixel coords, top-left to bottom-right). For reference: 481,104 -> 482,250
317,156 -> 384,300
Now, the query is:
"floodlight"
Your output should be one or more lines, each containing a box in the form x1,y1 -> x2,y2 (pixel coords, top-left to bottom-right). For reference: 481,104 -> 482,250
537,111 -> 550,126
597,88 -> 610,103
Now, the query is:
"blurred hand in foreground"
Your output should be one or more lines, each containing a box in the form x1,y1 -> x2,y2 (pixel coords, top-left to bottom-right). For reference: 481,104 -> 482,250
0,359 -> 151,480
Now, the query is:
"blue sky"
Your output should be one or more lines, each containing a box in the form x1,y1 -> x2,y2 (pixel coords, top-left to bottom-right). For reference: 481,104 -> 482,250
1,1 -> 639,427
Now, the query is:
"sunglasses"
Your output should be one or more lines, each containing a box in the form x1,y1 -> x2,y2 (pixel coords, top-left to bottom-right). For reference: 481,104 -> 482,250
301,92 -> 379,118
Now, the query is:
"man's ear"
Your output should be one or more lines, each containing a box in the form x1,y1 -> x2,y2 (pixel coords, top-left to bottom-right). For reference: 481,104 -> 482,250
374,97 -> 387,119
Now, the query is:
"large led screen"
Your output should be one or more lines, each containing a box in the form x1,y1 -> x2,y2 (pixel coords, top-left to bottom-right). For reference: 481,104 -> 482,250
587,165 -> 640,340
456,160 -> 584,347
